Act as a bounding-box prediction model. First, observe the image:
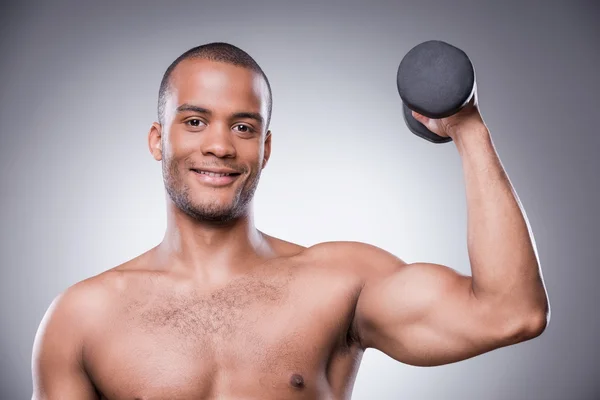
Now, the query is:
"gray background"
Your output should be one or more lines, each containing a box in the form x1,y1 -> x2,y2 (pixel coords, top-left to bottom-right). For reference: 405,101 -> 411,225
1,0 -> 599,399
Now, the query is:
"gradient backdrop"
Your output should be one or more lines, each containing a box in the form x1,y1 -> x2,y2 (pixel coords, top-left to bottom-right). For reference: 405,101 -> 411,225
1,1 -> 599,399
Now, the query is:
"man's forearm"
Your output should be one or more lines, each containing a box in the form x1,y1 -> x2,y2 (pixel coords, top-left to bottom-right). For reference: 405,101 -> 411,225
452,124 -> 549,325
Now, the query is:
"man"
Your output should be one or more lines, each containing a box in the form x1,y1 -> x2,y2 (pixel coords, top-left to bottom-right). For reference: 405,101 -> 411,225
31,42 -> 550,399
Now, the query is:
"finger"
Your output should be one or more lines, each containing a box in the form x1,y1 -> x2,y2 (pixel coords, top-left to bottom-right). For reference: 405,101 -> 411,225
411,110 -> 429,125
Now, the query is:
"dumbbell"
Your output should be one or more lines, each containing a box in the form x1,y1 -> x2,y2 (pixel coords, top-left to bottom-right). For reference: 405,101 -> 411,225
397,40 -> 476,144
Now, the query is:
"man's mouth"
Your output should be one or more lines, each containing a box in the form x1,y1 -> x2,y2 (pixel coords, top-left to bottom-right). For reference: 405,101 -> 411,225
193,170 -> 238,177
190,168 -> 241,186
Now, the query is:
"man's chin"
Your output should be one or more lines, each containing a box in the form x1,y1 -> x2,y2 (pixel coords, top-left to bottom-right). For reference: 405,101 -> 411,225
184,201 -> 244,224
196,209 -> 237,223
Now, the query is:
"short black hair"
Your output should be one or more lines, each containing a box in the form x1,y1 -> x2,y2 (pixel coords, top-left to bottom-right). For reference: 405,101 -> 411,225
157,42 -> 273,129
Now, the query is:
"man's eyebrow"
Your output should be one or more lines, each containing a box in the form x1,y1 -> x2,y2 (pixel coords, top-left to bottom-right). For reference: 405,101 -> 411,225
231,112 -> 264,125
176,104 -> 264,125
176,104 -> 211,114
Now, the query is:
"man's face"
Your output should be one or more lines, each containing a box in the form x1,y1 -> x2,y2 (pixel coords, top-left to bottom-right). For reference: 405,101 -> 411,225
153,59 -> 271,223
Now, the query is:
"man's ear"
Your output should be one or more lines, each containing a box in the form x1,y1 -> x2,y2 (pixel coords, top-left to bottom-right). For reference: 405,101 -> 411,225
148,122 -> 163,161
262,130 -> 272,169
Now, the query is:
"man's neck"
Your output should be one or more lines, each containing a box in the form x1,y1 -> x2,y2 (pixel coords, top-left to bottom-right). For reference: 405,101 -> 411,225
154,202 -> 273,282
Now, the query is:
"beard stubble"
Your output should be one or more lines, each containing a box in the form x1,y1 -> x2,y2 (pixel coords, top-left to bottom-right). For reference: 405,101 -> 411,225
162,155 -> 261,224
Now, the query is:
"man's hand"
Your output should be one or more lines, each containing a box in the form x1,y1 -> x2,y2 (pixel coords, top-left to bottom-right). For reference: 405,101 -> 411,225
411,85 -> 484,140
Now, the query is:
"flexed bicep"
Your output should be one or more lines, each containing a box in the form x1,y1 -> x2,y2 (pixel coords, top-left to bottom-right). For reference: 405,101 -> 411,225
353,260 -> 531,367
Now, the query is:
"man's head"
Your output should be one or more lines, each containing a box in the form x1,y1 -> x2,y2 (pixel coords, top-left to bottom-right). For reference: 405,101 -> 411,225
148,42 -> 273,224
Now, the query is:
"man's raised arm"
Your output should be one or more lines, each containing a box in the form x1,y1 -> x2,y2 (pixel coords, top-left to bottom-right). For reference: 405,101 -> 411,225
351,98 -> 550,366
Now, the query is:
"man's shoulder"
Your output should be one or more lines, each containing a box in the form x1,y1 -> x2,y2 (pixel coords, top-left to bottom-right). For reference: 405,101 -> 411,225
304,240 -> 404,261
296,240 -> 407,278
47,271 -> 121,324
35,274 -> 113,354
45,253 -> 152,330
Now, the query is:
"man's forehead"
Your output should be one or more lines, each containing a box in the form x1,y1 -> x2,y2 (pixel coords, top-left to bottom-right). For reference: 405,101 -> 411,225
166,58 -> 269,114
170,59 -> 266,96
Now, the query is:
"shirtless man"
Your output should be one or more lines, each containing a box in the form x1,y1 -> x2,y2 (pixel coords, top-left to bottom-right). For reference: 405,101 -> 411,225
31,42 -> 550,399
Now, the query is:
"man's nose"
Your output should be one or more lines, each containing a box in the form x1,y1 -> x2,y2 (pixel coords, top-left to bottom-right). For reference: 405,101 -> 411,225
200,122 -> 236,158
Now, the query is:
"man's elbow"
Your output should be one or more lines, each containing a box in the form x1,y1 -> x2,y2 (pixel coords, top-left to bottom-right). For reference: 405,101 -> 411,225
502,303 -> 550,344
521,306 -> 550,339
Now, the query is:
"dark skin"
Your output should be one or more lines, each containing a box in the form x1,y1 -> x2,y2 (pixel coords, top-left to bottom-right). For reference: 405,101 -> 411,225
31,59 -> 550,399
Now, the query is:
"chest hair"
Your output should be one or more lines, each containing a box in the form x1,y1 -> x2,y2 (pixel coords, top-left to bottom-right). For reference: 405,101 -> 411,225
124,271 -> 293,341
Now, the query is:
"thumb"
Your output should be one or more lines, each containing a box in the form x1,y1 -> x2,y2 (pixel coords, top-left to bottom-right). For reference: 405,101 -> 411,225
410,110 -> 448,138
411,110 -> 430,126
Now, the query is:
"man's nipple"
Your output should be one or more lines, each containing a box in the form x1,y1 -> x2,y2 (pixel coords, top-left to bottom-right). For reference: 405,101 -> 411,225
290,373 -> 305,389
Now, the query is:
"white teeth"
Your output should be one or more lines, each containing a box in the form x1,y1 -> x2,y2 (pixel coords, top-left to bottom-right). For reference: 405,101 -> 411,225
198,170 -> 230,177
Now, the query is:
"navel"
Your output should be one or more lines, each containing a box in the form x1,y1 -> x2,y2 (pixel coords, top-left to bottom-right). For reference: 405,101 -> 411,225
289,373 -> 305,389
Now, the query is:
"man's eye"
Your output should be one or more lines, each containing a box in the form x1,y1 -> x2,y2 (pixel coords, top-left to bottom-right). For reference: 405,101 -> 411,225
186,119 -> 204,127
234,124 -> 253,133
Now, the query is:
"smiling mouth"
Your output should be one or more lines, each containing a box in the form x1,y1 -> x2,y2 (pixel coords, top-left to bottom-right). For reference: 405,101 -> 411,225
192,169 -> 240,177
190,169 -> 241,186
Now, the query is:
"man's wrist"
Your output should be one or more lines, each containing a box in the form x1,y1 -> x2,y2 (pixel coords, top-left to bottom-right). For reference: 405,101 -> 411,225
449,121 -> 491,155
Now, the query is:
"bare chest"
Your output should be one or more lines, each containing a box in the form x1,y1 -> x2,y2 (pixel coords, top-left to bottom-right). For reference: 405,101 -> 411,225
86,267 -> 362,399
